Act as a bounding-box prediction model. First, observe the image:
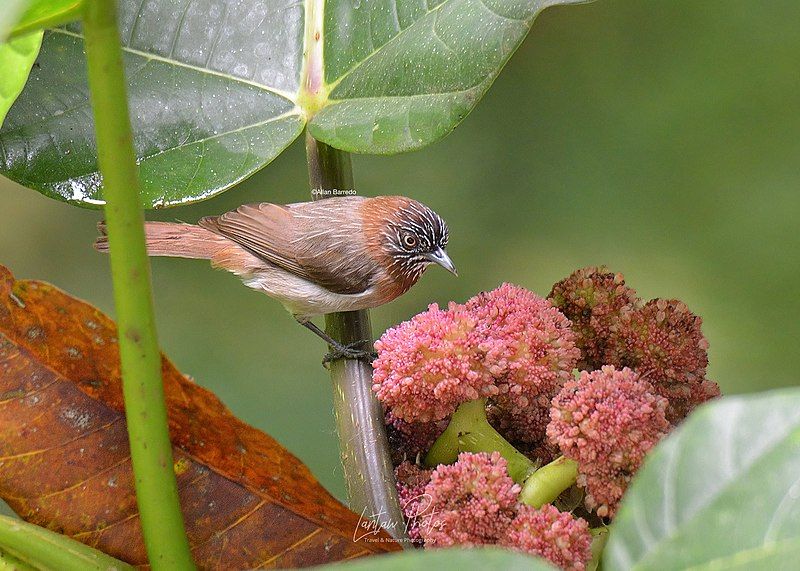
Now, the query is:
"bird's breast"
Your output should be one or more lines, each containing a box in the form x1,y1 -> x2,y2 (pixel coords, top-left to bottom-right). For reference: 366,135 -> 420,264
242,263 -> 390,319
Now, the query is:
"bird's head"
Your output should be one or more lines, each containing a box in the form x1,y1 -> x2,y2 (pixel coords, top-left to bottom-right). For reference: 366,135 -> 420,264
367,197 -> 456,284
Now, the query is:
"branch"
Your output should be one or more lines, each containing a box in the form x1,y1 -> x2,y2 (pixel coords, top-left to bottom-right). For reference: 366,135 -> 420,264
82,1 -> 194,567
305,133 -> 410,546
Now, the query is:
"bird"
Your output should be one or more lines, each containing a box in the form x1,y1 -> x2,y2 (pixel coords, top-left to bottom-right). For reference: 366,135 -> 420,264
94,195 -> 456,361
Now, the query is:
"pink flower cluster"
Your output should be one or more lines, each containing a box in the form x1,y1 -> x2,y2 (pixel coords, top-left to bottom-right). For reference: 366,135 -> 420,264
550,267 -> 720,424
373,302 -> 495,422
500,504 -> 593,571
549,266 -> 638,371
470,284 -> 581,443
378,270 -> 723,548
422,452 -> 521,546
608,299 -> 719,423
548,366 -> 671,517
396,452 -> 592,570
373,284 -> 579,439
467,284 -> 580,409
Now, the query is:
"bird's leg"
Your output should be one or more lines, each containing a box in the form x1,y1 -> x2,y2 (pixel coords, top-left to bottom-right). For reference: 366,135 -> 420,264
298,319 -> 377,364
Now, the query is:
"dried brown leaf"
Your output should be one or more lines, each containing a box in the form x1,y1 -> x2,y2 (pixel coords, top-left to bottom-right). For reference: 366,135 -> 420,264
0,265 -> 399,568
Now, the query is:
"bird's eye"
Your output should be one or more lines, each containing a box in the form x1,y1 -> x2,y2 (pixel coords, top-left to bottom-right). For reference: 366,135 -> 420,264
402,234 -> 418,249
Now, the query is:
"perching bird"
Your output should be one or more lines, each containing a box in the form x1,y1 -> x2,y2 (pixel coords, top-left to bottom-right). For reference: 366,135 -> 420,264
95,195 -> 456,361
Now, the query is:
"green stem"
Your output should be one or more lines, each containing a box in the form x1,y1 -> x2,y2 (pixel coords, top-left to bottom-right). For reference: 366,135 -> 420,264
0,515 -> 134,571
0,549 -> 35,571
588,527 -> 610,571
82,2 -> 194,568
518,455 -> 579,508
424,399 -> 538,483
305,133 -> 409,546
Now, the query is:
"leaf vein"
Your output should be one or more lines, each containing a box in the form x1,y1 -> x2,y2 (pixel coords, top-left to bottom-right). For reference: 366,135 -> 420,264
137,109 -> 301,164
189,499 -> 268,554
168,0 -> 193,60
72,465 -> 211,539
326,0 -> 447,90
256,528 -> 322,568
49,28 -> 297,104
631,406 -> 800,569
0,416 -> 123,461
326,78 -> 488,104
0,378 -> 59,405
762,472 -> 800,543
126,0 -> 148,46
205,2 -> 229,68
7,456 -> 131,502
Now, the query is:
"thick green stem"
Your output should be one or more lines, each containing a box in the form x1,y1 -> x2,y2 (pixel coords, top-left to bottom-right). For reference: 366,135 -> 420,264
305,133 -> 409,546
424,399 -> 537,483
82,1 -> 194,568
519,455 -> 579,508
0,515 -> 134,571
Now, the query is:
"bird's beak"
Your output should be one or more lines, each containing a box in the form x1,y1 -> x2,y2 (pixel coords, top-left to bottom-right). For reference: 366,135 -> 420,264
425,248 -> 458,276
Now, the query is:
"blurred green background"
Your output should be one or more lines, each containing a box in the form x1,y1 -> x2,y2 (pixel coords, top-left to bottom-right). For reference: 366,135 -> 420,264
1,0 -> 798,501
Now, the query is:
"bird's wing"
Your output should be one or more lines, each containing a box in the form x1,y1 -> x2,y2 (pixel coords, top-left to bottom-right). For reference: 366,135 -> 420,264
198,198 -> 378,295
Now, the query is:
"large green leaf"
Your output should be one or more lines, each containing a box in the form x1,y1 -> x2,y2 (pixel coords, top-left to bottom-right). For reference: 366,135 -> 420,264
310,0 -> 586,153
605,389 -> 800,571
0,0 -> 586,208
0,1 -> 305,208
315,547 -> 556,570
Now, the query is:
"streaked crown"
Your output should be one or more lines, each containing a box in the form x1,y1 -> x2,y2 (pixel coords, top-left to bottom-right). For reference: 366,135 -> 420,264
370,197 -> 453,283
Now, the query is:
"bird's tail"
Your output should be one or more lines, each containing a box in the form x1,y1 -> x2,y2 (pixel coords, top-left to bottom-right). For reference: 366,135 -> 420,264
94,221 -> 227,260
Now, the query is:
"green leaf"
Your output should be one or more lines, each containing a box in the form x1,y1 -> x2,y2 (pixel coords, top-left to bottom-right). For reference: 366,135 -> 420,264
310,0 -> 588,154
0,515 -> 134,571
0,0 -> 587,208
604,389 -> 800,571
9,0 -> 84,39
0,1 -> 30,41
0,2 -> 305,209
315,547 -> 557,570
0,32 -> 43,129
0,2 -> 65,132
11,19 -> 303,208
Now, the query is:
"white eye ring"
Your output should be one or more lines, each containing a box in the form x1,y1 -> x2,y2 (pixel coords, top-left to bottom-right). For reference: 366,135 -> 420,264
403,234 -> 417,248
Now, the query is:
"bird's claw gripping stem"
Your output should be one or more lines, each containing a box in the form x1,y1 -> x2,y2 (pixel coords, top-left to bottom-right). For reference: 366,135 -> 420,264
298,320 -> 377,366
322,340 -> 377,366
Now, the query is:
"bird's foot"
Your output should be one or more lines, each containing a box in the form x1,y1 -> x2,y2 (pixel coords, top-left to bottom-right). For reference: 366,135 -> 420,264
322,340 -> 377,366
